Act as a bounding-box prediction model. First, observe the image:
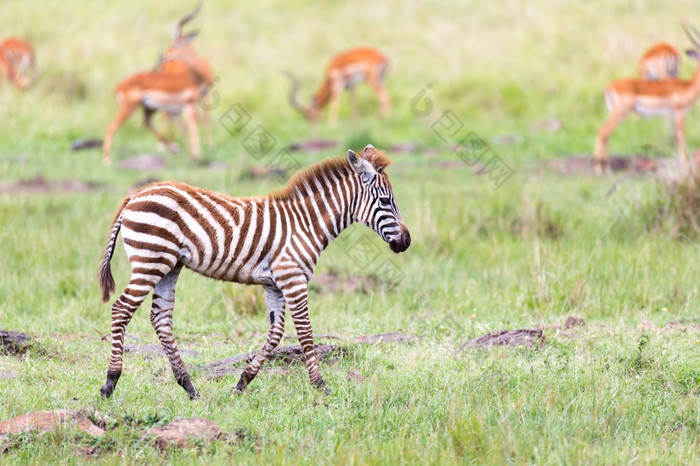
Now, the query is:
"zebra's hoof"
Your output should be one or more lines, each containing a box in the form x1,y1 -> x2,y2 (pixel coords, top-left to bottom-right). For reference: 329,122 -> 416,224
100,384 -> 113,399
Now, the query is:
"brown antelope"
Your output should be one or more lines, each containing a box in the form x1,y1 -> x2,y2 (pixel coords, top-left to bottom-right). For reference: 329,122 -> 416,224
0,38 -> 37,90
147,3 -> 215,153
286,47 -> 391,125
593,25 -> 700,173
638,42 -> 680,81
102,6 -> 211,165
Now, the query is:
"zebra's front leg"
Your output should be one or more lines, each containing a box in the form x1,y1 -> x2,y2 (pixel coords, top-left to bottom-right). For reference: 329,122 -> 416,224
150,264 -> 198,399
235,285 -> 286,393
282,280 -> 328,393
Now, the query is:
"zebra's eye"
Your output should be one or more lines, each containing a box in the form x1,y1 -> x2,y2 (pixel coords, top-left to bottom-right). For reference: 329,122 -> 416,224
379,197 -> 391,207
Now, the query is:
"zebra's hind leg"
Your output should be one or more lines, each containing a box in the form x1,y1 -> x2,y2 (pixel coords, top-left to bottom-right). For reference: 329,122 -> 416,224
236,285 -> 286,393
150,264 -> 198,399
100,277 -> 155,398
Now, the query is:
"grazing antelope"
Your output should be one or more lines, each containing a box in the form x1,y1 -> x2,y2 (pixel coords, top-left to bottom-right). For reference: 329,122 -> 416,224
147,4 -> 215,153
286,48 -> 391,125
0,38 -> 37,90
98,145 -> 411,398
594,25 -> 700,173
102,7 -> 210,165
638,42 -> 680,81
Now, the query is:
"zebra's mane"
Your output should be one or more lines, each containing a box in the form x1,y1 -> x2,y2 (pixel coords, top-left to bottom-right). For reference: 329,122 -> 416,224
270,150 -> 392,201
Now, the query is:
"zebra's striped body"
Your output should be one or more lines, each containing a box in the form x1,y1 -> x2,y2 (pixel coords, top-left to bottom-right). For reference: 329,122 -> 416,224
99,145 -> 411,398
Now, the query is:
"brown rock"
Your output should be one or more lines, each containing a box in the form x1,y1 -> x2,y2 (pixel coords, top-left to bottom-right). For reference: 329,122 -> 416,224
150,418 -> 221,449
564,316 -> 586,328
460,328 -> 545,349
0,410 -> 104,437
346,370 -> 364,382
0,330 -> 33,355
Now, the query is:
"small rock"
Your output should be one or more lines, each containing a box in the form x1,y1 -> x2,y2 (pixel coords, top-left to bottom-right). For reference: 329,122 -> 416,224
150,418 -> 221,449
346,370 -> 364,382
0,330 -> 33,355
0,410 -> 104,437
564,316 -> 586,328
355,332 -> 419,344
201,344 -> 343,379
71,138 -> 103,151
460,328 -> 545,349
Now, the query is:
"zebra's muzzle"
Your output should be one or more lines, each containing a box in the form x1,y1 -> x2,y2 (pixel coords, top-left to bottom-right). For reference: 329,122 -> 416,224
389,230 -> 411,253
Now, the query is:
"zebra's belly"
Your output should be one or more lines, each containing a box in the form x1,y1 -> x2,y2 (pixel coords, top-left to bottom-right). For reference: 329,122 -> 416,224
182,253 -> 274,285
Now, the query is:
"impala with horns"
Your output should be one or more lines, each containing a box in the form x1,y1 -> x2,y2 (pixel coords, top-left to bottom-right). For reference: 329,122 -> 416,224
102,6 -> 210,165
593,24 -> 700,173
286,47 -> 391,125
146,3 -> 215,153
0,38 -> 37,90
638,42 -> 680,81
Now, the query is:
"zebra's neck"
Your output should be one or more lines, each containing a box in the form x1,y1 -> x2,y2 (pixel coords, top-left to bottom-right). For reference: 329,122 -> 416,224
268,161 -> 359,252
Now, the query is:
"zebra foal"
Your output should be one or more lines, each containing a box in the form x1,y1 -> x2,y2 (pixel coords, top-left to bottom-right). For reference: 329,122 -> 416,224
98,144 -> 411,398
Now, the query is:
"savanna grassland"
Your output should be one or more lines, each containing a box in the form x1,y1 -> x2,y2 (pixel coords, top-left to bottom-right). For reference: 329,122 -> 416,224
1,0 -> 699,464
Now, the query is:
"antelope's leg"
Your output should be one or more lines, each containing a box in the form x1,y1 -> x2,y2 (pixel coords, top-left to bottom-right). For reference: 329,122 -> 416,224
348,88 -> 360,122
673,110 -> 689,164
201,104 -> 215,149
183,102 -> 201,159
594,106 -> 631,174
102,99 -> 139,165
100,272 -> 163,398
150,264 -> 198,399
367,73 -> 391,115
327,80 -> 343,126
235,285 -> 286,393
143,107 -> 171,152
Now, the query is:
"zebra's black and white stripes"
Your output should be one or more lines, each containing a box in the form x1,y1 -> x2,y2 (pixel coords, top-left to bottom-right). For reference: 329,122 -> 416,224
98,144 -> 411,398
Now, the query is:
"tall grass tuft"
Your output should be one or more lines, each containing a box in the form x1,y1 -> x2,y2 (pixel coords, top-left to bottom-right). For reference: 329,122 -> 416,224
648,162 -> 700,238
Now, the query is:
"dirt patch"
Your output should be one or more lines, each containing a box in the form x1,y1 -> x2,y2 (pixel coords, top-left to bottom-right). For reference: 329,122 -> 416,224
150,418 -> 224,449
71,138 -> 103,151
241,165 -> 289,181
388,142 -> 420,154
288,139 -> 339,152
460,328 -> 545,349
0,410 -> 105,438
355,332 -> 420,344
544,155 -> 658,175
0,176 -> 100,196
346,370 -> 365,382
311,270 -> 399,294
123,344 -> 200,360
0,330 -> 33,355
0,373 -> 17,380
119,154 -> 167,171
564,316 -> 586,328
639,320 -> 700,332
200,344 -> 344,379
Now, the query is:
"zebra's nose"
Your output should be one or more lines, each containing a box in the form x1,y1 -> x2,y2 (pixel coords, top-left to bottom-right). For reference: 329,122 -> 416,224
389,230 -> 411,253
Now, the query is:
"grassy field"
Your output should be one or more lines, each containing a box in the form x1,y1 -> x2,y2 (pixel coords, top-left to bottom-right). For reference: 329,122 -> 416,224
1,0 -> 699,464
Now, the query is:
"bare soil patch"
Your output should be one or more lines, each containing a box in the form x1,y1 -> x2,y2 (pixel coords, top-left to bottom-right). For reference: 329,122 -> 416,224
460,328 -> 545,349
544,155 -> 658,176
118,154 -> 167,171
201,344 -> 344,379
149,418 -> 229,449
346,370 -> 365,382
311,270 -> 399,294
288,139 -> 339,152
0,176 -> 100,195
0,330 -> 33,355
123,344 -> 200,360
70,138 -> 103,151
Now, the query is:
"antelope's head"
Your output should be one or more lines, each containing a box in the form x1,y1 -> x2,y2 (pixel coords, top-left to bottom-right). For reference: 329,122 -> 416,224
284,71 -> 322,122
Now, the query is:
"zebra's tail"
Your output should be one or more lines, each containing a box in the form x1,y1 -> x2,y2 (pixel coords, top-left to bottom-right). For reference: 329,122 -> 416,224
99,197 -> 130,302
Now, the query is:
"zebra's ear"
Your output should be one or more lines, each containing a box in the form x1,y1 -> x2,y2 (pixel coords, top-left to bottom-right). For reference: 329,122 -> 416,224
347,150 -> 376,183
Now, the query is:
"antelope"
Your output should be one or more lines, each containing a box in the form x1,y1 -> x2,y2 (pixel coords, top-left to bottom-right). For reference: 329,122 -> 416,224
286,47 -> 391,125
0,38 -> 37,90
593,25 -> 700,173
147,3 -> 215,153
638,42 -> 680,81
102,6 -> 210,165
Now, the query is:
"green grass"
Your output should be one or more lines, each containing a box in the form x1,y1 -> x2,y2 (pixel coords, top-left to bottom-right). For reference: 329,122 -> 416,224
1,0 -> 699,464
